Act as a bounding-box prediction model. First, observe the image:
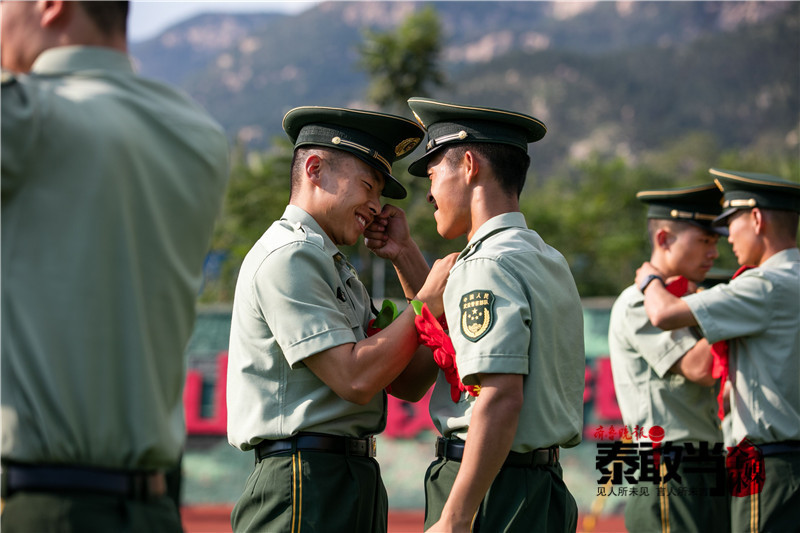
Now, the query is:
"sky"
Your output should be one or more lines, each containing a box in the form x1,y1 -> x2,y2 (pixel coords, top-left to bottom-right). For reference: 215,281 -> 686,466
128,1 -> 320,42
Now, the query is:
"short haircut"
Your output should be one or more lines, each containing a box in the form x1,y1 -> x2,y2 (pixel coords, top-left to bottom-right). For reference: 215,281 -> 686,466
764,209 -> 799,241
645,218 -> 714,251
289,146 -> 346,198
443,143 -> 531,197
79,1 -> 129,36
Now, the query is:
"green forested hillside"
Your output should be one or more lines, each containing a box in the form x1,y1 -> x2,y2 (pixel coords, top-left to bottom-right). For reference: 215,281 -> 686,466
130,1 -> 799,300
131,1 -> 798,175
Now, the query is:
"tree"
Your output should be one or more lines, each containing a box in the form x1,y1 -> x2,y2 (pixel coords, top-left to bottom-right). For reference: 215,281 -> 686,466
357,6 -> 448,299
199,138 -> 294,302
358,6 -> 446,113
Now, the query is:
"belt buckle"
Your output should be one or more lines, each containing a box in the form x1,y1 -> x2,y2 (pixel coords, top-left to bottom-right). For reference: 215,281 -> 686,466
367,436 -> 377,458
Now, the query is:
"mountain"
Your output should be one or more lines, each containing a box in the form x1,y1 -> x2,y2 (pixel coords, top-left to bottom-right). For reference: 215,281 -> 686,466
130,1 -> 799,177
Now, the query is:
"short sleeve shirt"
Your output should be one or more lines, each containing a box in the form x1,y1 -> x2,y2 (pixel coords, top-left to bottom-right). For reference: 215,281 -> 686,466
428,213 -> 585,452
227,205 -> 385,450
608,285 -> 722,444
1,47 -> 229,469
684,248 -> 800,445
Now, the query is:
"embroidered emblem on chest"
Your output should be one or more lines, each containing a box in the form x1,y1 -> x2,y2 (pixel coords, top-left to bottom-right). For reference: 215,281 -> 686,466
460,290 -> 495,342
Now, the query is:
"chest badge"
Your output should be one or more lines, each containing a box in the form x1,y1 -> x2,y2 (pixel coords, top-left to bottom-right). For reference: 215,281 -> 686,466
460,290 -> 495,342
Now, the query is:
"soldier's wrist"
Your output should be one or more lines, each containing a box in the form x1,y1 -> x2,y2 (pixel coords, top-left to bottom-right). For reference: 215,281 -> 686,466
639,274 -> 665,293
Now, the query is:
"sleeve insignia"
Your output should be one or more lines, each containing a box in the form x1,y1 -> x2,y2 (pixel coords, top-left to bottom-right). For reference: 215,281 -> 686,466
460,290 -> 495,342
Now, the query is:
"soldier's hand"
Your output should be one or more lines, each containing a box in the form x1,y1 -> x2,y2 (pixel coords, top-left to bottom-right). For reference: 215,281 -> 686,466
364,204 -> 412,260
415,253 -> 458,317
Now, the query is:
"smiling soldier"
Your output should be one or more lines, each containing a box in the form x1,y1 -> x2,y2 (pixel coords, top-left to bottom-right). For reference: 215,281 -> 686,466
226,106 -> 455,533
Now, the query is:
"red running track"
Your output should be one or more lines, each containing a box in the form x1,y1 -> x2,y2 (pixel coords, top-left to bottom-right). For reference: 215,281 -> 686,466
181,505 -> 627,532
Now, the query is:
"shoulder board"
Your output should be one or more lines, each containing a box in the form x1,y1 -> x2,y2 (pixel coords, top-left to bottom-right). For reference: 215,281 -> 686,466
269,219 -> 325,250
299,224 -> 325,249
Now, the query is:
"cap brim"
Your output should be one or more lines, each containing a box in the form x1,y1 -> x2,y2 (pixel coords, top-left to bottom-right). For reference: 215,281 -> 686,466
712,207 -> 739,228
381,171 -> 407,200
407,145 -> 445,177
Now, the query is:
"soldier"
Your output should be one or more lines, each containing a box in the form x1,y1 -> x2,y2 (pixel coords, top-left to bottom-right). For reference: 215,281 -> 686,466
609,184 -> 730,532
404,97 -> 584,532
1,1 -> 229,531
226,106 -> 453,533
635,169 -> 800,532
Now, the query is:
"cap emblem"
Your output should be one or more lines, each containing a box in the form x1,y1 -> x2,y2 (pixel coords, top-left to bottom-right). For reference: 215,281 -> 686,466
395,137 -> 421,157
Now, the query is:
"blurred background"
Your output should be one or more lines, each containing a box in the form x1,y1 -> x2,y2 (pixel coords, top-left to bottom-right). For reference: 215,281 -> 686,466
127,2 -> 799,531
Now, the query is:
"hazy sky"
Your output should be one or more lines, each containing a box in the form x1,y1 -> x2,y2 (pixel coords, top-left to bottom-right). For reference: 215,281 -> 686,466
128,1 -> 319,42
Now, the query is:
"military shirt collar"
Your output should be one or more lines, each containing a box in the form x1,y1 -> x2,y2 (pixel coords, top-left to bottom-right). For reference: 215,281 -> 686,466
282,205 -> 341,259
460,212 -> 526,259
31,46 -> 134,76
760,247 -> 800,268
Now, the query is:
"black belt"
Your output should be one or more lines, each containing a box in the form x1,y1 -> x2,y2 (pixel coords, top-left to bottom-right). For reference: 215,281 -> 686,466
255,433 -> 376,463
435,437 -> 559,468
758,440 -> 800,456
1,463 -> 167,500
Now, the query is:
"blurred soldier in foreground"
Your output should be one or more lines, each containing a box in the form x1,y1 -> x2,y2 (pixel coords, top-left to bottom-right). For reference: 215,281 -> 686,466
1,2 -> 229,531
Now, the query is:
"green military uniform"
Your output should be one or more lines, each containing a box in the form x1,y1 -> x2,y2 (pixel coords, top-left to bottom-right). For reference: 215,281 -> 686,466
407,98 -> 584,532
226,107 -> 422,533
683,169 -> 800,533
1,47 -> 229,531
609,185 -> 730,533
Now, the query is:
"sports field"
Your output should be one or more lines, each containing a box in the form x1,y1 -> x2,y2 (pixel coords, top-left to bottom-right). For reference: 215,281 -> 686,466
180,506 -> 627,532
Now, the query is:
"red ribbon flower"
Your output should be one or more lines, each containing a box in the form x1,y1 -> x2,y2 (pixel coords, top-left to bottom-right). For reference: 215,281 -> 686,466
414,303 -> 479,403
710,265 -> 754,421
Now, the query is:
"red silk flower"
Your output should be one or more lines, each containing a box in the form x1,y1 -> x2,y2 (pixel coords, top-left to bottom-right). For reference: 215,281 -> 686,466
709,265 -> 754,420
414,303 -> 479,403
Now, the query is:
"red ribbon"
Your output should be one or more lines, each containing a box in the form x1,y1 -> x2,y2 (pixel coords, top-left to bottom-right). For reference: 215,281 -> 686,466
710,265 -> 754,421
665,276 -> 689,297
414,303 -> 480,403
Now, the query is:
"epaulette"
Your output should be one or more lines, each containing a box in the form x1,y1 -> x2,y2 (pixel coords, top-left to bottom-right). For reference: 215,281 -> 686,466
272,219 -> 324,250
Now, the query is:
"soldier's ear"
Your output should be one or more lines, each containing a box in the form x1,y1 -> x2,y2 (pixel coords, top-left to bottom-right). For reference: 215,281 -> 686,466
655,227 -> 672,249
304,153 -> 323,187
463,150 -> 480,184
38,1 -> 71,29
750,208 -> 764,235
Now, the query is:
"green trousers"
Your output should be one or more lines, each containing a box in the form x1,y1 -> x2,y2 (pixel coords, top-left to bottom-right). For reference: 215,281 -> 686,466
231,450 -> 387,533
624,459 -> 730,533
424,457 -> 577,532
730,452 -> 800,533
1,491 -> 182,533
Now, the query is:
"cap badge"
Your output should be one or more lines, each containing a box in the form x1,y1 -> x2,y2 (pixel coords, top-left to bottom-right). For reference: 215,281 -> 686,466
395,137 -> 421,157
